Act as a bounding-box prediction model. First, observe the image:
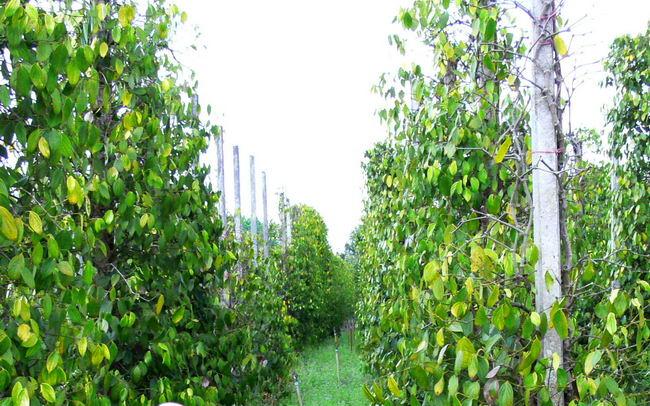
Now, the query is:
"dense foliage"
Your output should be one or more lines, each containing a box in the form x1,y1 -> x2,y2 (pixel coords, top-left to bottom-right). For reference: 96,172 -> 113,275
0,1 -> 294,404
355,1 -> 649,405
282,205 -> 356,345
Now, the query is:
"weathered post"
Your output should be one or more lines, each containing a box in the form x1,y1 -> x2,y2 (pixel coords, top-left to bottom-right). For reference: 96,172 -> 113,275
262,171 -> 269,258
334,330 -> 341,385
250,156 -> 258,264
233,146 -> 242,244
217,134 -> 227,225
531,1 -> 563,404
292,372 -> 304,406
286,196 -> 292,246
279,192 -> 287,251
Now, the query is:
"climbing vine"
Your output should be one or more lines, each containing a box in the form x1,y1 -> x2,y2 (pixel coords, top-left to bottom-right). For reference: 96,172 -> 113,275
355,1 -> 648,405
282,205 -> 356,346
0,1 -> 293,404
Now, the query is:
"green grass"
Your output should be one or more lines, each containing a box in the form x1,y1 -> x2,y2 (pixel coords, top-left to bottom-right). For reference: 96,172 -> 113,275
281,333 -> 369,406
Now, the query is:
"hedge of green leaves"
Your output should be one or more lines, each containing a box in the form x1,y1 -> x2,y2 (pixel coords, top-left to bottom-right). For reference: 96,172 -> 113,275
354,1 -> 648,405
282,205 -> 356,345
0,1 -> 294,404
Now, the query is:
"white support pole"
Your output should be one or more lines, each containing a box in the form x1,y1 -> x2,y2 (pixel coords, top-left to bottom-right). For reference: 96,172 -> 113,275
262,171 -> 269,258
531,1 -> 563,404
286,197 -> 292,246
217,134 -> 227,225
250,156 -> 258,264
279,192 -> 287,251
233,146 -> 242,243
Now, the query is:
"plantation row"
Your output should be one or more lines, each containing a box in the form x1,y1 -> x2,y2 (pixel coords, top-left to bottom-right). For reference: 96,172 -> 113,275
0,2 -> 354,405
350,1 -> 648,406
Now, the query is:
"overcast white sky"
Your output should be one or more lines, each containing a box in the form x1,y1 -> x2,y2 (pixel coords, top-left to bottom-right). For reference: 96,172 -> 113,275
174,1 -> 648,252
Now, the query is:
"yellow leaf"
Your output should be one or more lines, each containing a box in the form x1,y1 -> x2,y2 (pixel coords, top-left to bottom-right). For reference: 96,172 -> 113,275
28,211 -> 43,234
161,79 -> 172,92
17,324 -> 32,342
530,311 -> 541,327
46,352 -> 60,372
554,35 -> 568,56
552,352 -> 561,371
99,42 -> 109,58
0,206 -> 18,241
155,294 -> 165,315
40,383 -> 56,403
102,343 -> 111,360
96,3 -> 107,21
38,136 -> 50,158
91,345 -> 104,365
434,376 -> 445,395
436,328 -> 445,346
465,277 -> 474,296
494,136 -> 512,163
470,245 -> 486,273
118,5 -> 135,27
57,261 -> 74,276
423,260 -> 439,283
140,213 -> 149,228
121,91 -> 132,106
387,376 -> 402,397
78,337 -> 88,356
67,176 -> 79,205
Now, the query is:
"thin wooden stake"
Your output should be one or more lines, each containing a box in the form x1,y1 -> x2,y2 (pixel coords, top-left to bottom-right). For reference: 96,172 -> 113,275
334,330 -> 341,385
293,372 -> 304,406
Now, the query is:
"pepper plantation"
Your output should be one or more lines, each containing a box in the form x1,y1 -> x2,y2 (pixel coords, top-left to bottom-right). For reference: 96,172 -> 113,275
0,1 -> 648,406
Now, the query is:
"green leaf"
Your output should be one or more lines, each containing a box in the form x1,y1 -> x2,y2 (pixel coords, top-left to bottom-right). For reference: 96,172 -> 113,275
497,381 -> 514,406
20,267 -> 35,289
401,10 -> 415,29
40,383 -> 56,403
47,235 -> 60,258
4,0 -> 20,18
584,350 -> 602,375
67,62 -> 81,85
484,18 -> 497,42
545,271 -> 554,292
58,261 -> 74,277
606,312 -> 617,335
12,382 -> 30,406
15,66 -> 31,96
30,64 -> 46,89
456,337 -> 475,368
552,308 -> 569,339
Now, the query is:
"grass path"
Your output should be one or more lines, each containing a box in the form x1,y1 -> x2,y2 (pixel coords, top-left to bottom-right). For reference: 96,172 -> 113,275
281,334 -> 368,405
